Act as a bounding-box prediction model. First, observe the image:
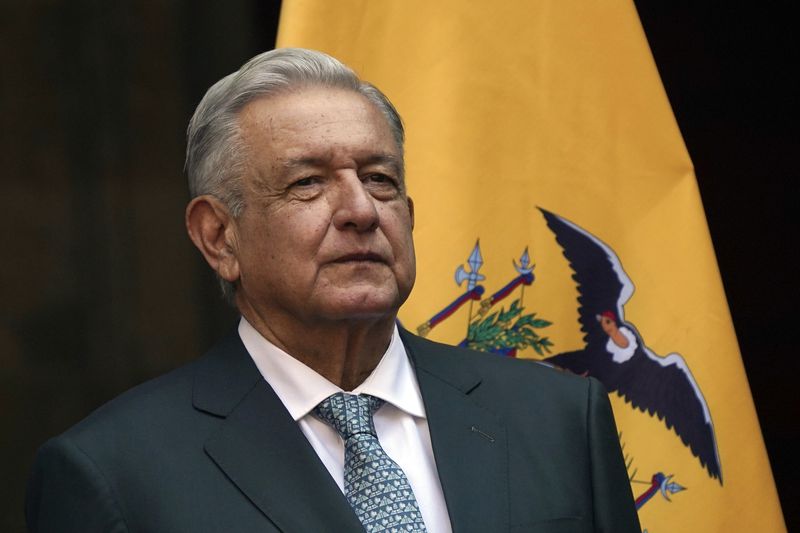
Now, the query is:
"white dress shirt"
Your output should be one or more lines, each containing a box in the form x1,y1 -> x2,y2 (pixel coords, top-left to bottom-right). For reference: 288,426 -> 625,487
238,318 -> 452,533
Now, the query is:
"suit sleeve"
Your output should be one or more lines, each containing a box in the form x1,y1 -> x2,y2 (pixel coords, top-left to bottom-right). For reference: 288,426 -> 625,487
586,377 -> 641,533
26,436 -> 129,533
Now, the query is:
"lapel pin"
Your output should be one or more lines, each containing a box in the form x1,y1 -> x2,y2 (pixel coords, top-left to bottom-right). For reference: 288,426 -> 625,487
470,425 -> 495,443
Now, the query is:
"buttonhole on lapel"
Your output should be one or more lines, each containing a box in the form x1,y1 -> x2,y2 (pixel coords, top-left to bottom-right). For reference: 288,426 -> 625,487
470,425 -> 495,443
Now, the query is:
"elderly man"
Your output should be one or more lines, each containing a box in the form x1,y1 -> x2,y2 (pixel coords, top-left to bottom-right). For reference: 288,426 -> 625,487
27,49 -> 640,532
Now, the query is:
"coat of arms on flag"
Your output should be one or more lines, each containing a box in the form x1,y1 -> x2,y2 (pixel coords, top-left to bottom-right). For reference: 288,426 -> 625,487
415,208 -> 722,516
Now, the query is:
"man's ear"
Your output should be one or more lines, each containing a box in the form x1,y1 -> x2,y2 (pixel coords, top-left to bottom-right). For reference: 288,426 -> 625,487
185,196 -> 240,284
407,196 -> 415,229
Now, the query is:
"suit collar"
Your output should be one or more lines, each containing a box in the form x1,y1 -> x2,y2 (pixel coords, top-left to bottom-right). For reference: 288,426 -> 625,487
193,330 -> 363,532
192,330 -> 262,416
239,318 -> 426,421
401,329 -> 510,532
193,326 -> 486,415
400,328 -> 483,394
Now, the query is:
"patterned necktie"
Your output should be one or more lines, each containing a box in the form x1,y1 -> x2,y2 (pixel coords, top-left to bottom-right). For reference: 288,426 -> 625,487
314,392 -> 428,532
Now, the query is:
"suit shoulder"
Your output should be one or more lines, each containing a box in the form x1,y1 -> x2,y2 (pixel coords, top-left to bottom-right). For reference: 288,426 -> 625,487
55,328 -> 252,449
63,357 -> 201,442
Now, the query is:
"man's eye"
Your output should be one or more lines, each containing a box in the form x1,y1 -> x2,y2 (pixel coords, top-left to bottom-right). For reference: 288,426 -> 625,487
292,177 -> 318,187
365,173 -> 396,186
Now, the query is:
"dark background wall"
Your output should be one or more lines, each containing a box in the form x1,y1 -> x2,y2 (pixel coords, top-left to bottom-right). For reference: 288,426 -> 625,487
1,1 -> 795,530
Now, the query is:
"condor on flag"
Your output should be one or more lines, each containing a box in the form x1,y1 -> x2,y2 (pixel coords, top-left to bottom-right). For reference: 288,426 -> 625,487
277,1 -> 786,530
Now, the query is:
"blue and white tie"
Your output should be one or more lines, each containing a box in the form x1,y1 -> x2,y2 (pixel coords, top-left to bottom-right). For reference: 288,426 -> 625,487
315,392 -> 428,532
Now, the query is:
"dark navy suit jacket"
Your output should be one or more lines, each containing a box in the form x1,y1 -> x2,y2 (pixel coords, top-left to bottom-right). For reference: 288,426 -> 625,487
26,329 -> 640,532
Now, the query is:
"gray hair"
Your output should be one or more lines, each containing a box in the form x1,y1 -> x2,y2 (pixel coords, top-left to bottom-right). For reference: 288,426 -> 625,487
185,48 -> 405,301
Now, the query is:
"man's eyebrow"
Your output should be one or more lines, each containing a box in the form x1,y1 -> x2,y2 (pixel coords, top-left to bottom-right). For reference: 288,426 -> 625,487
362,154 -> 403,175
278,157 -> 325,172
279,153 -> 404,174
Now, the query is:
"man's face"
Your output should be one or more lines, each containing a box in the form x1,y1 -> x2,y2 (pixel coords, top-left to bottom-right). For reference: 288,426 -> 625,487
229,87 -> 415,327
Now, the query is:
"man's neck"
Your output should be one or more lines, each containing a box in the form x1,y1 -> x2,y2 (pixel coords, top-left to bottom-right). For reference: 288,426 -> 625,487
240,309 -> 397,391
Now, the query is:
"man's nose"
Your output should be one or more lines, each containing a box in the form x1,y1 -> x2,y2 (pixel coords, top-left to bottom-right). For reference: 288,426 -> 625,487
331,173 -> 380,232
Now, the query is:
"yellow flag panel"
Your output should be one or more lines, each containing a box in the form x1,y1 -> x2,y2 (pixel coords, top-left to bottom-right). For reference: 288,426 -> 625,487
278,1 -> 785,530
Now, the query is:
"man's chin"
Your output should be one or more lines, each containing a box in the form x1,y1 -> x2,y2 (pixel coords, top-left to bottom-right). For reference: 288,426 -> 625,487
316,289 -> 404,322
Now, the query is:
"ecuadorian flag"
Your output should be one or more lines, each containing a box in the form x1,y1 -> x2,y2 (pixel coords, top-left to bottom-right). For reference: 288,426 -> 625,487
277,1 -> 786,530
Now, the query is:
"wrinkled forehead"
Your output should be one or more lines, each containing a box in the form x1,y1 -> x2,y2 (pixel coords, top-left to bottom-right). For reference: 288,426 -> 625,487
257,85 -> 397,136
237,87 -> 404,171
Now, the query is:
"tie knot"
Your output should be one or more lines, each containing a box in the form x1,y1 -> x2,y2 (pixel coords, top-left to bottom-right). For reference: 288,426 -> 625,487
314,392 -> 384,440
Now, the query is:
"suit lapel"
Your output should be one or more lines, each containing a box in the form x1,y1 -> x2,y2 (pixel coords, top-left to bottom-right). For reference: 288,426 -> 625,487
193,331 -> 363,532
401,330 -> 510,533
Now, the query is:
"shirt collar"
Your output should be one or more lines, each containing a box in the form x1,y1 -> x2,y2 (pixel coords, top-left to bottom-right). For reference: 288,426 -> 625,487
238,317 -> 426,421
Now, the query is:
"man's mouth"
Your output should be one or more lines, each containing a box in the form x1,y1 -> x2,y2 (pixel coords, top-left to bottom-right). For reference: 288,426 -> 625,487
333,252 -> 385,263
